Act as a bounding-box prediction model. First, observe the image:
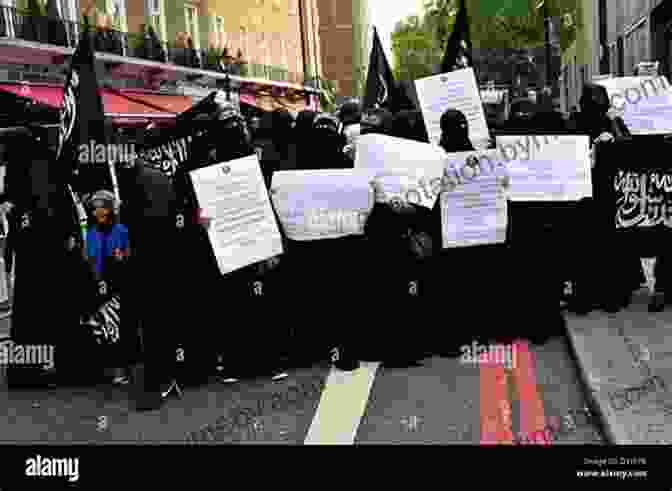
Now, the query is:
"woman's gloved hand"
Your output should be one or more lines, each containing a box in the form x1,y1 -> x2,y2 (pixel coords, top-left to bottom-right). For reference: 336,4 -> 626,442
343,144 -> 356,160
595,132 -> 615,144
255,255 -> 281,276
590,132 -> 615,169
408,230 -> 433,260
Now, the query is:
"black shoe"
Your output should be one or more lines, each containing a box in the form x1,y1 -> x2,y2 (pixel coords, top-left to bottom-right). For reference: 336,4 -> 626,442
135,391 -> 164,411
603,301 -> 622,313
528,335 -> 551,346
568,299 -> 590,315
437,347 -> 465,358
649,293 -> 665,313
603,293 -> 631,313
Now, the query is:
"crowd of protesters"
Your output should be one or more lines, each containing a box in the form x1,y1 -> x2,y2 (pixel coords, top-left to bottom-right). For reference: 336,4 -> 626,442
2,82 -> 668,412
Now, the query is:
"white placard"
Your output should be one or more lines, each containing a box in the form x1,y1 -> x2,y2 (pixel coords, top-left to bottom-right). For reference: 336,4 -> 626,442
270,169 -> 375,241
441,150 -> 508,248
189,154 -> 283,276
414,67 -> 490,148
354,133 -> 446,209
594,76 -> 672,135
495,135 -> 591,202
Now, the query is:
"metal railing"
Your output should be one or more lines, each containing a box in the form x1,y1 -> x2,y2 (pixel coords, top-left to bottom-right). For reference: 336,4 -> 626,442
0,7 -> 321,88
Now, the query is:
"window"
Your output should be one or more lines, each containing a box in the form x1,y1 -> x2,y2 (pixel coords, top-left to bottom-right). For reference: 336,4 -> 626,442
563,66 -> 569,111
185,4 -> 200,51
106,0 -> 127,32
580,66 -> 586,94
146,0 -> 166,44
210,15 -> 225,50
215,16 -> 225,35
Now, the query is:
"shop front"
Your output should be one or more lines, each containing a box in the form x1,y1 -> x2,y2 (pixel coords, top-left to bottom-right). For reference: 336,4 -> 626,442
0,83 -> 193,127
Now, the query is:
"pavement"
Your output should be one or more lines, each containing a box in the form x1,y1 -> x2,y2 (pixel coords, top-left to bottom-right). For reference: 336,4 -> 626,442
565,287 -> 672,444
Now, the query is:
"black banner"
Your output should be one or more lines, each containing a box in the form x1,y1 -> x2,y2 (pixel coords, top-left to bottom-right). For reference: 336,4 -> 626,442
135,134 -> 193,178
593,136 -> 672,256
57,28 -> 110,196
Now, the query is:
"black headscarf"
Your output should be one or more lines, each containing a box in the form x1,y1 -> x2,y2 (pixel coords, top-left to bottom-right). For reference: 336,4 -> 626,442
271,108 -> 294,163
392,110 -> 429,143
310,113 -> 350,169
576,83 -> 630,141
338,101 -> 362,127
439,109 -> 474,152
361,108 -> 394,136
293,110 -> 318,170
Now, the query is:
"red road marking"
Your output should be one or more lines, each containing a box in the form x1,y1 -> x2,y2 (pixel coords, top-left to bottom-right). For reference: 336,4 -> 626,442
511,339 -> 550,445
480,358 -> 514,445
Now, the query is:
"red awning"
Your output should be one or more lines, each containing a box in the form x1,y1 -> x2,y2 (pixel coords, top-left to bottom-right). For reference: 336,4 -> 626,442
0,84 -> 193,124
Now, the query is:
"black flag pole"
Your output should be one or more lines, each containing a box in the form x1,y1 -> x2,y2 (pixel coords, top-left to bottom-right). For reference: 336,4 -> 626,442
439,0 -> 473,75
57,16 -> 119,234
363,26 -> 401,113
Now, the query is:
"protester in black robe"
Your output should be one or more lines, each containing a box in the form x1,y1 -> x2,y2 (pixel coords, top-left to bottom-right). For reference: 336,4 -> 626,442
502,108 -> 569,345
427,109 -> 519,352
570,83 -> 642,314
281,113 -> 363,371
362,109 -> 434,366
123,159 -> 180,410
173,103 -> 289,383
293,110 -> 317,170
255,109 -> 295,182
6,132 -> 96,387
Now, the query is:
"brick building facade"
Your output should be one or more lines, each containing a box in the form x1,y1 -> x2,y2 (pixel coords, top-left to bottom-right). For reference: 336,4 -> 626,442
316,0 -> 370,98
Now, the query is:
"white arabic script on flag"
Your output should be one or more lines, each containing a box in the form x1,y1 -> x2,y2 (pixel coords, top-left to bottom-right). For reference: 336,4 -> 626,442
57,71 -> 79,161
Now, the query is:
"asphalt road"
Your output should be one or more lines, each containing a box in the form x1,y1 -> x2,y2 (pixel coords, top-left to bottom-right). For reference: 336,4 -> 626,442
0,327 -> 605,444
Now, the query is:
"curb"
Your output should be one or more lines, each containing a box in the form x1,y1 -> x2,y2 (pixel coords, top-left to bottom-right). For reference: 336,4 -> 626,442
563,315 -> 622,444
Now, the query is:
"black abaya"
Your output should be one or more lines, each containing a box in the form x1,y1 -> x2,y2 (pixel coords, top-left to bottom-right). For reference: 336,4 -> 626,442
571,88 -> 643,311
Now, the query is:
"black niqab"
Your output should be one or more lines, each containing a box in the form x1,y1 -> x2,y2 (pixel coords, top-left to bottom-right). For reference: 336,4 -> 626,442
392,110 -> 429,143
439,109 -> 474,153
361,108 -> 394,136
293,110 -> 317,171
309,114 -> 350,169
575,83 -> 630,140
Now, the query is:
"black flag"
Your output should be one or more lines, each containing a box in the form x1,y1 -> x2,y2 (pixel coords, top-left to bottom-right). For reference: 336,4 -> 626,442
57,22 -> 111,195
46,0 -> 68,47
363,27 -> 399,113
439,0 -> 473,74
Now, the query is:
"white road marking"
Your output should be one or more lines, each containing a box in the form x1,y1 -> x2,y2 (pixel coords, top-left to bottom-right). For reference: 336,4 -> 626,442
304,362 -> 379,445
